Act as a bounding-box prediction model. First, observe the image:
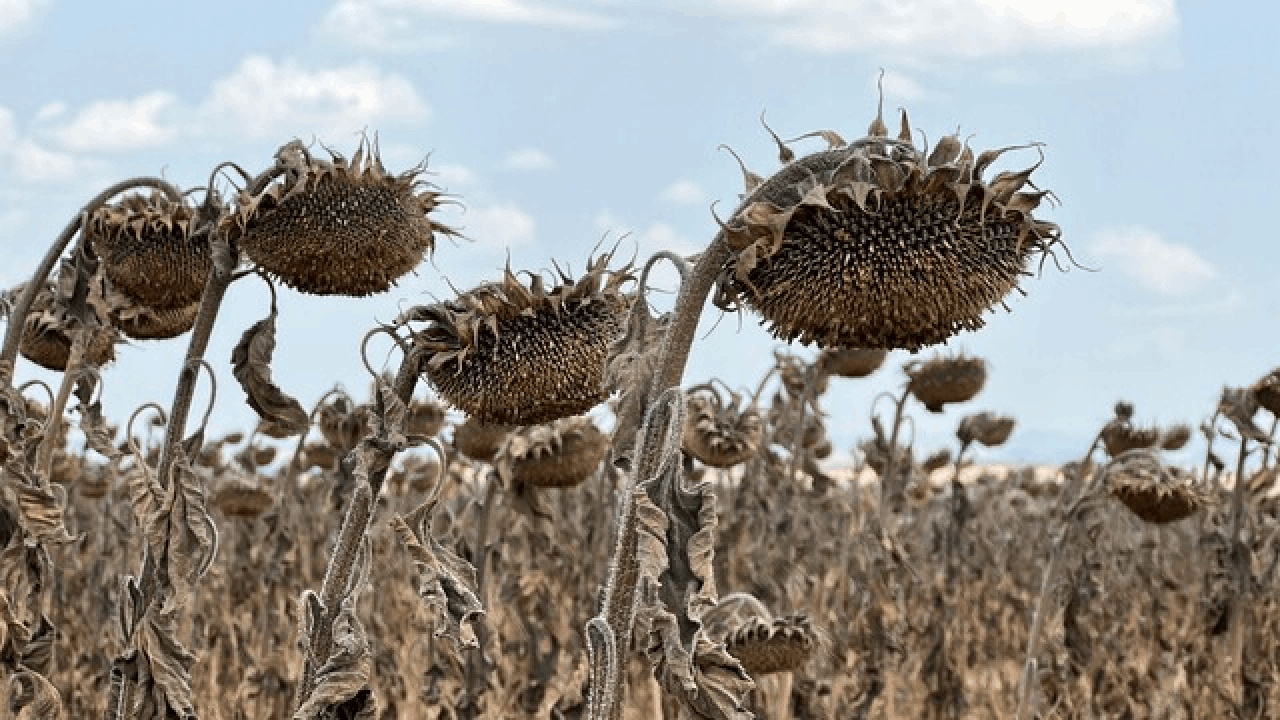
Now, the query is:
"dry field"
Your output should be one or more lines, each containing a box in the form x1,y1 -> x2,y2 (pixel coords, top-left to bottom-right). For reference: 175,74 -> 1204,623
2,96 -> 1280,719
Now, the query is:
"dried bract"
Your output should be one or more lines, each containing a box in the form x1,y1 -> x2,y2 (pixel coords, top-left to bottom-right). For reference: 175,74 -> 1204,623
225,140 -> 455,296
906,353 -> 987,413
712,103 -> 1061,351
411,254 -> 633,425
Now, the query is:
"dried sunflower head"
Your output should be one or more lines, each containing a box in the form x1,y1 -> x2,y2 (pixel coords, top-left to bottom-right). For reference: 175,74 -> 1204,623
712,100 -> 1061,351
451,416 -> 510,463
224,139 -> 456,296
906,353 -> 986,413
1254,368 -> 1280,417
1107,451 -> 1208,524
411,254 -> 634,425
682,383 -> 763,468
98,279 -> 199,340
1101,421 -> 1161,457
212,475 -> 275,518
957,412 -> 1015,448
701,593 -> 817,677
407,398 -> 447,439
494,415 -> 608,488
317,395 -> 371,453
87,190 -> 211,310
922,448 -> 953,473
7,282 -> 118,372
1160,423 -> 1192,452
818,347 -> 887,378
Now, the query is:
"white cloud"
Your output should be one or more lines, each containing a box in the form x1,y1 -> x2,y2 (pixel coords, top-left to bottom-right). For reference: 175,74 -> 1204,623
34,102 -> 65,122
0,0 -> 47,35
504,148 -> 554,170
693,0 -> 1177,60
877,70 -> 926,101
433,162 -> 477,188
1091,225 -> 1215,296
660,180 -> 706,205
594,212 -> 700,257
0,107 -> 16,152
462,202 -> 536,248
9,139 -> 84,183
53,91 -> 179,153
200,56 -> 428,140
317,0 -> 612,48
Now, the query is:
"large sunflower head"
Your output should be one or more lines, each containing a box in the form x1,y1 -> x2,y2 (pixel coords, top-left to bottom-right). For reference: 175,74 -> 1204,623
712,97 -> 1062,351
87,190 -> 212,310
224,139 -> 456,297
410,253 -> 634,425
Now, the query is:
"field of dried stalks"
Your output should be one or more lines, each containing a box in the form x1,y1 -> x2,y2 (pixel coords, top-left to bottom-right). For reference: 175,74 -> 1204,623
3,97 -> 1280,719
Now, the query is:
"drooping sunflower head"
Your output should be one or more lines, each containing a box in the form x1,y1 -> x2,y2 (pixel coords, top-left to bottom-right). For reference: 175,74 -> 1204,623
956,412 -> 1015,448
411,253 -> 634,425
712,96 -> 1062,351
224,139 -> 457,297
494,415 -> 608,488
905,352 -> 986,413
6,281 -> 118,372
682,383 -> 763,468
1107,451 -> 1208,524
1253,368 -> 1280,418
87,190 -> 212,310
818,347 -> 887,379
97,277 -> 199,341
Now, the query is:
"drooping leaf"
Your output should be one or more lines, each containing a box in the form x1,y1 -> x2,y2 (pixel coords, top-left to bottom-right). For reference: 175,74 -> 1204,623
132,603 -> 198,720
157,454 -> 219,611
391,506 -> 484,649
294,598 -> 379,720
9,667 -> 65,720
643,605 -> 754,720
230,307 -> 309,437
1,475 -> 76,545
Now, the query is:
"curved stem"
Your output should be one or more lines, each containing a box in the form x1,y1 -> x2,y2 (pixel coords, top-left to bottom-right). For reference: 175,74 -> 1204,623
17,379 -> 54,410
35,333 -> 87,486
651,235 -> 731,394
878,387 -> 911,534
285,387 -> 352,488
0,177 -> 182,386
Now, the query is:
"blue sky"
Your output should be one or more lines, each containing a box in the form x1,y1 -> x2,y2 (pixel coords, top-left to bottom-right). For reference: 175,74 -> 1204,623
1,0 -> 1276,465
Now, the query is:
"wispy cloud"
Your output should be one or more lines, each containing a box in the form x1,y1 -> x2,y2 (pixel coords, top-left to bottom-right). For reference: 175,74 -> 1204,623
659,179 -> 706,205
317,0 -> 613,49
460,202 -> 537,248
0,0 -> 48,35
504,148 -> 554,170
1091,225 -> 1215,296
687,0 -> 1177,61
52,91 -> 179,153
200,56 -> 428,140
9,138 -> 88,184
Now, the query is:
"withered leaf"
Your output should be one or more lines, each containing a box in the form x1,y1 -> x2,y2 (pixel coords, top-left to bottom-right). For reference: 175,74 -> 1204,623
392,507 -> 484,649
294,598 -> 379,720
126,452 -> 218,610
9,667 -> 64,720
1,476 -> 76,545
133,604 -> 198,720
230,307 -> 309,437
644,606 -> 754,720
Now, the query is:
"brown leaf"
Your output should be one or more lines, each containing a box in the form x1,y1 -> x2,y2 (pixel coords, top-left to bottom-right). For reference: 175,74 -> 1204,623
294,598 -> 379,720
392,506 -> 484,649
132,604 -> 198,720
1,476 -> 75,545
9,667 -> 64,720
643,605 -> 754,720
230,307 -> 309,437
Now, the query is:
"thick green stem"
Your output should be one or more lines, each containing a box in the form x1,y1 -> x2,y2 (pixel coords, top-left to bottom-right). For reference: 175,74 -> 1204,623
0,177 -> 181,387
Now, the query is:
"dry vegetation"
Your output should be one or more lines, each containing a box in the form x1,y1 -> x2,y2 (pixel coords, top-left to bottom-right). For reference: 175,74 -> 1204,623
2,87 -> 1279,719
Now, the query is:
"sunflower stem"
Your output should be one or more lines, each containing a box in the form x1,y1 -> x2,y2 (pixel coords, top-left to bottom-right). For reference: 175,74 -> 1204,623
0,177 -> 182,388
877,387 -> 911,536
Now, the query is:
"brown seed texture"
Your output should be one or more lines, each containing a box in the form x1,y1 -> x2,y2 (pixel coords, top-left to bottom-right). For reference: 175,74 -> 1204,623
411,255 -> 633,425
225,140 -> 454,297
9,282 -> 118,372
713,110 -> 1060,351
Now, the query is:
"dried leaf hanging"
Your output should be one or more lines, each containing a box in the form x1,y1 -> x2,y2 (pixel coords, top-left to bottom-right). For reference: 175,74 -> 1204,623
294,597 -> 380,720
230,304 -> 308,437
392,508 -> 484,649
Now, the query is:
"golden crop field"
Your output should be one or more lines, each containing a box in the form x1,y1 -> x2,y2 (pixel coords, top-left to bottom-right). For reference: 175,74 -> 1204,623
2,95 -> 1278,720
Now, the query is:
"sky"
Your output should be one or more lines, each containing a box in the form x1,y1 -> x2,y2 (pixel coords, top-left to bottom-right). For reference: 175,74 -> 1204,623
1,0 -> 1277,467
